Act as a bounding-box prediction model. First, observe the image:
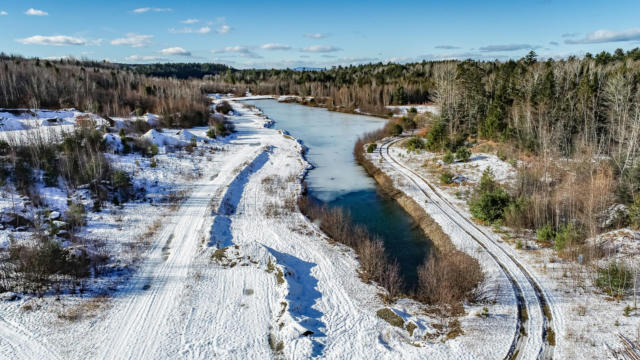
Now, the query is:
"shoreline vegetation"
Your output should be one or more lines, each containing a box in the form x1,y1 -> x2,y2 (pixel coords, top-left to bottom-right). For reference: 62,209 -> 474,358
291,104 -> 485,308
352,126 -> 484,308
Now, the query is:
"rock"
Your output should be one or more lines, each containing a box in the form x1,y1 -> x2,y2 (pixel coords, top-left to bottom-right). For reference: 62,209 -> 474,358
52,220 -> 67,229
0,292 -> 20,302
49,211 -> 61,220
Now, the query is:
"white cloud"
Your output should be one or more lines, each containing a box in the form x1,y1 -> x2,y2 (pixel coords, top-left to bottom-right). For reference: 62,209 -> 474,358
25,8 -> 48,16
565,28 -> 640,44
169,26 -> 211,34
17,35 -> 86,46
110,33 -> 153,48
125,55 -> 164,62
211,46 -> 261,58
159,47 -> 191,56
301,45 -> 341,53
133,7 -> 171,13
435,45 -> 461,50
478,44 -> 538,52
260,43 -> 291,51
216,24 -> 231,34
181,18 -> 199,24
0,11 -> 8,16
305,33 -> 328,39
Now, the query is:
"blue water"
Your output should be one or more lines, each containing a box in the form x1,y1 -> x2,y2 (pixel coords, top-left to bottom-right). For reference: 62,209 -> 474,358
244,99 -> 431,286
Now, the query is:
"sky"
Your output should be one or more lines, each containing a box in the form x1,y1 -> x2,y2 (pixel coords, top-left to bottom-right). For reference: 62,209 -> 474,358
1,0 -> 640,69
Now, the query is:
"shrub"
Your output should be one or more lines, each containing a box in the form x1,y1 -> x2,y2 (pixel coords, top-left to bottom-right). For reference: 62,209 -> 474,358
416,249 -> 484,305
425,119 -> 447,151
65,203 -> 86,229
470,190 -> 511,223
215,122 -> 230,137
503,196 -> 532,229
406,321 -> 418,336
189,136 -> 197,148
440,171 -> 454,185
536,223 -> 555,244
401,117 -> 416,131
554,223 -> 581,251
366,143 -> 377,153
111,170 -> 130,190
9,239 -> 90,289
389,123 -> 403,136
469,168 -> 511,223
455,146 -> 471,162
405,136 -> 425,152
297,196 -> 403,299
595,261 -> 633,297
376,308 -> 404,328
150,144 -> 159,156
150,158 -> 157,168
206,128 -> 216,139
443,150 -> 454,164
132,119 -> 151,134
215,101 -> 233,114
630,197 -> 640,230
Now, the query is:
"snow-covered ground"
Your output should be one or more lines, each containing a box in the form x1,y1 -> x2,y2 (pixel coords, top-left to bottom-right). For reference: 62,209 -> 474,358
387,105 -> 440,117
5,97 -> 631,358
0,100 -> 521,359
376,138 -> 640,359
0,109 -> 109,144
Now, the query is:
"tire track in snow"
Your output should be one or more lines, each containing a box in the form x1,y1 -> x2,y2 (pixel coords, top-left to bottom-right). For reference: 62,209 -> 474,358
379,138 -> 558,360
0,316 -> 61,360
96,146 -> 265,360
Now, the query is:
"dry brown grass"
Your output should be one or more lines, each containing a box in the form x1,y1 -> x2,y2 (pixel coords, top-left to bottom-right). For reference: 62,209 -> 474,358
56,295 -> 110,322
416,249 -> 484,306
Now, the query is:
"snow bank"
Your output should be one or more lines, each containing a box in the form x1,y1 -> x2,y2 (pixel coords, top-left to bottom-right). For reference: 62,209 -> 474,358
0,109 -> 108,130
103,133 -> 124,153
176,129 -> 198,142
387,104 -> 440,116
141,129 -> 186,149
0,108 -> 109,145
110,113 -> 161,129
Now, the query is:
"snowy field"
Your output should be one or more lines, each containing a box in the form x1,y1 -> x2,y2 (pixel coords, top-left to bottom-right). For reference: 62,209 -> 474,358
0,100 -> 522,359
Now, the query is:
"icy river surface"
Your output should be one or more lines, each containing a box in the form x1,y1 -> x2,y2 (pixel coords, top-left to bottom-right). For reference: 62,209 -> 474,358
244,99 -> 432,286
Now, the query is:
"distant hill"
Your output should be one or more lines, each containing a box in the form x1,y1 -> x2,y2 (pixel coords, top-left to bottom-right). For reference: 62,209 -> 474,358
292,67 -> 325,72
124,63 -> 234,79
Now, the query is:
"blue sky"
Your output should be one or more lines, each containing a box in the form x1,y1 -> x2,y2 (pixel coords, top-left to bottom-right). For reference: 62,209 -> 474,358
1,0 -> 640,68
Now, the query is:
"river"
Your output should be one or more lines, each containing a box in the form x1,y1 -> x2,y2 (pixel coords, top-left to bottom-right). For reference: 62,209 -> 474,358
243,99 -> 432,286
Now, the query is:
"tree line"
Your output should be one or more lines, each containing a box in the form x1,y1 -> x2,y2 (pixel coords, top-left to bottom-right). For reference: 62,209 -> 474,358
0,55 -> 211,127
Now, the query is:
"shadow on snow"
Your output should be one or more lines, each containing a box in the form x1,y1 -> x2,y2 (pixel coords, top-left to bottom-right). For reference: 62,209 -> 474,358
209,149 -> 271,248
266,246 -> 326,357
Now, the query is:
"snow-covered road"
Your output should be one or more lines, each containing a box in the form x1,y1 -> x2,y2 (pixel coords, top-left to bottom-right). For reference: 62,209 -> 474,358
376,138 -> 563,360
